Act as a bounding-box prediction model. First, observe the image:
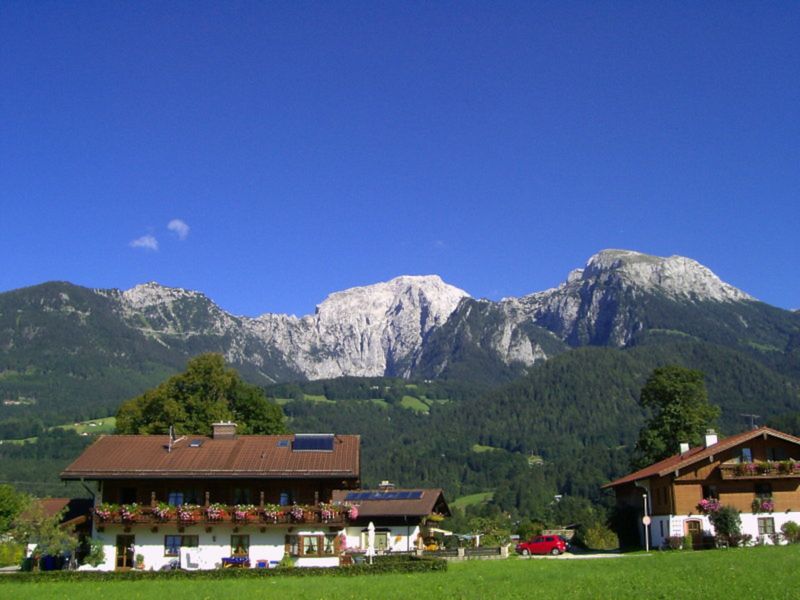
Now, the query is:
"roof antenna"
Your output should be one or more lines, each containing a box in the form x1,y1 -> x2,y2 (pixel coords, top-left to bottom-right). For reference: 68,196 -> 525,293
740,413 -> 761,430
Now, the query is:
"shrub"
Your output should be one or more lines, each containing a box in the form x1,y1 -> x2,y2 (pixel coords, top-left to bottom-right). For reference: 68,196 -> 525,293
0,542 -> 24,567
709,506 -> 741,546
84,538 -> 105,567
581,524 -> 618,551
682,534 -> 693,550
781,521 -> 800,544
0,554 -> 446,582
665,536 -> 684,550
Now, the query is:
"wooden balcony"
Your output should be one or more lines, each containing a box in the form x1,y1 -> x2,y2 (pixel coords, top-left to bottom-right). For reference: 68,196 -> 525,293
94,504 -> 349,527
719,462 -> 800,480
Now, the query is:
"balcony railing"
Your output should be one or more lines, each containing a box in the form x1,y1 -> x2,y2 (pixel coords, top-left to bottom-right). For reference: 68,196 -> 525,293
719,461 -> 800,480
94,503 -> 353,527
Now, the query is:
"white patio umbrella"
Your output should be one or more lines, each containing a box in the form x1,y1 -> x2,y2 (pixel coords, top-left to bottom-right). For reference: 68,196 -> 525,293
365,521 -> 376,565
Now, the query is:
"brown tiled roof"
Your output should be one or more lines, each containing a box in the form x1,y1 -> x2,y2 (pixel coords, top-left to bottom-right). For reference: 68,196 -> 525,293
27,498 -> 93,527
603,427 -> 800,489
61,434 -> 360,480
331,488 -> 450,517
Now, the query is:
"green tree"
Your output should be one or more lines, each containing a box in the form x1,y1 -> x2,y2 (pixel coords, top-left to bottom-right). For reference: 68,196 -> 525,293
0,484 -> 26,534
11,500 -> 78,559
116,354 -> 288,435
633,366 -> 720,468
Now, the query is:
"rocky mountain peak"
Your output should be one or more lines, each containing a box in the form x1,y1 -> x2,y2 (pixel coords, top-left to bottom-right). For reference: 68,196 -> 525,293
316,275 -> 468,322
581,249 -> 753,302
121,282 -> 208,308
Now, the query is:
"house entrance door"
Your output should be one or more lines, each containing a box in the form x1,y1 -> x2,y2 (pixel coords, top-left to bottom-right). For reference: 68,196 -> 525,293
115,535 -> 135,570
685,520 -> 703,549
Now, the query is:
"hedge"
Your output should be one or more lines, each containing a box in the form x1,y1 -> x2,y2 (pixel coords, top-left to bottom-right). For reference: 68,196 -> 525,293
0,554 -> 446,583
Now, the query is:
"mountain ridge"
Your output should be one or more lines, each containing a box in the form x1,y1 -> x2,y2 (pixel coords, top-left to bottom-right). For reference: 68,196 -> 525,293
2,249 -> 798,424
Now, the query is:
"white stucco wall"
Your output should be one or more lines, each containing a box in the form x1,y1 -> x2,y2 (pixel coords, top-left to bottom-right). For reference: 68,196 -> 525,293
648,512 -> 800,548
341,524 -> 420,553
93,524 -> 294,571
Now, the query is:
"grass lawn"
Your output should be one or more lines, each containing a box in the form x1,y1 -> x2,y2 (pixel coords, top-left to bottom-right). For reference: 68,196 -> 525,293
399,395 -> 429,414
6,546 -> 799,599
451,491 -> 494,511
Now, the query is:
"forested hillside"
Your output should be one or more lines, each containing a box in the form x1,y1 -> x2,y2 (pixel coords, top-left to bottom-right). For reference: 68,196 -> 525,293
280,339 -> 800,519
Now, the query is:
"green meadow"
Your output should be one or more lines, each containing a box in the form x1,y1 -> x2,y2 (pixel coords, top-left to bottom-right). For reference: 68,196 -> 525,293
3,545 -> 798,600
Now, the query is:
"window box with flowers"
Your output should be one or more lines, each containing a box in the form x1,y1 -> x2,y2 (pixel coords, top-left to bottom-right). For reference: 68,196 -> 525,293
233,504 -> 256,523
205,503 -> 227,522
261,503 -> 285,524
289,505 -> 307,523
319,502 -> 337,523
119,503 -> 141,523
752,497 -> 774,514
151,502 -> 173,522
94,503 -> 118,522
697,498 -> 721,514
177,504 -> 201,524
735,462 -> 759,476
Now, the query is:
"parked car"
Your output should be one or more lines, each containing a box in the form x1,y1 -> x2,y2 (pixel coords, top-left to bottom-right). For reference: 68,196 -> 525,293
516,535 -> 568,556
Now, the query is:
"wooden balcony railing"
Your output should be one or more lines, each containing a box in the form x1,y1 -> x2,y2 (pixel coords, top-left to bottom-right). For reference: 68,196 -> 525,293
719,462 -> 800,480
94,504 -> 351,527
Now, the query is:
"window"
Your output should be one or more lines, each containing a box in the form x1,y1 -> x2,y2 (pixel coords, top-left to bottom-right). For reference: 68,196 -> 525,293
167,492 -> 184,506
285,534 -> 339,557
758,518 -> 775,535
741,448 -> 753,463
323,534 -> 337,555
768,447 -> 788,461
285,534 -> 299,556
279,491 -> 292,506
183,488 -> 201,505
361,530 -> 390,552
755,483 -> 772,498
702,485 -> 719,500
233,487 -> 251,505
231,535 -> 250,556
164,535 -> 198,556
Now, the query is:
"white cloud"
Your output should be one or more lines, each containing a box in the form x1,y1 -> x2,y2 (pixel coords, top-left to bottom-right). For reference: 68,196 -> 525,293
129,234 -> 159,251
167,219 -> 190,240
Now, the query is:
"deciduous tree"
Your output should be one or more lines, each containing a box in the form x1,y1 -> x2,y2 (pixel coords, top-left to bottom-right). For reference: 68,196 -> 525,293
116,354 -> 288,435
633,366 -> 719,468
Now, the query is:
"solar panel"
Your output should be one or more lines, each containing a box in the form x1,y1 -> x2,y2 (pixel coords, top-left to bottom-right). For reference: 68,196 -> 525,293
344,490 -> 424,501
276,440 -> 289,448
293,433 -> 335,451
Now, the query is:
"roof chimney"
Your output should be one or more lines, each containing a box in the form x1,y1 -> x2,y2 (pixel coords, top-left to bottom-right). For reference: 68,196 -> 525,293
679,442 -> 690,454
704,429 -> 718,448
212,421 -> 237,440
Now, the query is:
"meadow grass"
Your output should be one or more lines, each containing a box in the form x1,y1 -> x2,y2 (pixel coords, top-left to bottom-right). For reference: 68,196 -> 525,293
451,491 -> 494,511
4,545 -> 799,600
399,396 -> 429,414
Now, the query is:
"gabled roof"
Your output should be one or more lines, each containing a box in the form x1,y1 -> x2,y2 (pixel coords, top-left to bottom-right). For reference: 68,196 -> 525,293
603,427 -> 800,489
331,488 -> 450,518
61,434 -> 360,480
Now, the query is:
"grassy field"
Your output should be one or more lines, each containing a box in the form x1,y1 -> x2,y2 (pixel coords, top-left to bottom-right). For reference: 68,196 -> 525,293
5,546 -> 799,599
0,416 -> 117,444
451,491 -> 494,511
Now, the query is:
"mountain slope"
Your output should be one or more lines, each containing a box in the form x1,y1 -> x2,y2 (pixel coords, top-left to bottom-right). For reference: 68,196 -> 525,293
415,250 -> 800,381
2,249 -> 799,424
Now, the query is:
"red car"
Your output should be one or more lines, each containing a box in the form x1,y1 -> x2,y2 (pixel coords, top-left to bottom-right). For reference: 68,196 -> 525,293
516,535 -> 568,556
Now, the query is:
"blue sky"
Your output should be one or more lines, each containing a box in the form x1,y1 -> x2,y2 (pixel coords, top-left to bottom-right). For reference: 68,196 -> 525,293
1,2 -> 798,316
